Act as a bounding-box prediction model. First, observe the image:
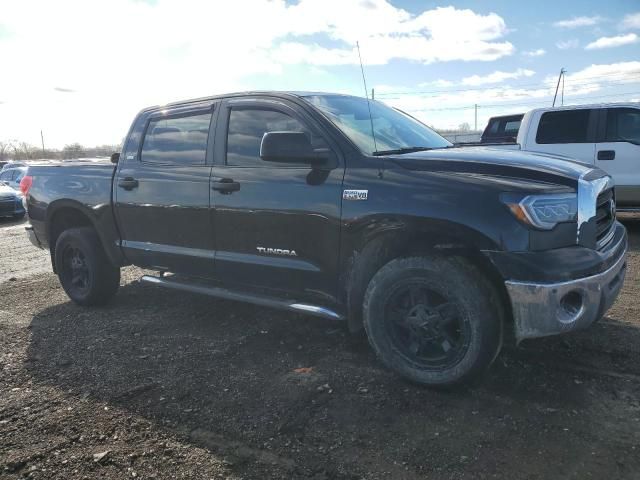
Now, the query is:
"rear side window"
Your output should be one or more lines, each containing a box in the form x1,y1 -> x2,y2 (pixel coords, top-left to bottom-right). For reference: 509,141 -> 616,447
536,110 -> 591,144
226,108 -> 307,167
504,120 -> 521,135
141,112 -> 212,165
605,108 -> 640,144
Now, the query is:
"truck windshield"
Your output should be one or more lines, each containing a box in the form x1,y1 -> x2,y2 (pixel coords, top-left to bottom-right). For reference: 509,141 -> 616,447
303,94 -> 452,155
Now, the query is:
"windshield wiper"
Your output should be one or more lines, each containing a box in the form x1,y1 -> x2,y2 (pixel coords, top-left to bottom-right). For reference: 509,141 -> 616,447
372,146 -> 435,156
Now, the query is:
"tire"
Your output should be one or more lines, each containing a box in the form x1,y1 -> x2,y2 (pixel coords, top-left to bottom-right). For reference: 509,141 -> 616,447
13,212 -> 25,219
54,227 -> 120,306
363,256 -> 502,387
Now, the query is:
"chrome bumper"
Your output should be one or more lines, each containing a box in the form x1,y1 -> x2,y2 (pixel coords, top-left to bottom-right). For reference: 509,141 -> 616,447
505,246 -> 627,342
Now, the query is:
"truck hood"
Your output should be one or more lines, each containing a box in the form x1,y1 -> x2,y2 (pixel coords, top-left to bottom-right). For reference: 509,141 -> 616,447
390,146 -> 604,187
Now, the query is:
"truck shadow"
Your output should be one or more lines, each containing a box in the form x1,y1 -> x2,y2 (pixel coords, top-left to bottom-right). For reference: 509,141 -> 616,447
25,274 -> 640,477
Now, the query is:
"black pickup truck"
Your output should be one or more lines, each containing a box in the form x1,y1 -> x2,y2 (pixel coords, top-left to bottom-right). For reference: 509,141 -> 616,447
23,91 -> 627,386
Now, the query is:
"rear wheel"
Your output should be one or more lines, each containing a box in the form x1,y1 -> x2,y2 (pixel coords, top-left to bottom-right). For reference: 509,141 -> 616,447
55,227 -> 120,306
363,256 -> 502,387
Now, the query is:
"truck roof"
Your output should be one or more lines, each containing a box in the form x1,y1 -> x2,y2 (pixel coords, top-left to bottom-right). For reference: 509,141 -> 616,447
526,101 -> 640,115
145,91 -> 358,112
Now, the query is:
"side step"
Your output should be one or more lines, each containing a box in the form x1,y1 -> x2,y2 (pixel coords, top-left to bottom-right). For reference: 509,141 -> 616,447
139,275 -> 344,321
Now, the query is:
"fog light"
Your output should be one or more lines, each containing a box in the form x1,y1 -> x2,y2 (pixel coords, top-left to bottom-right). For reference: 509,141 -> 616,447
559,290 -> 583,323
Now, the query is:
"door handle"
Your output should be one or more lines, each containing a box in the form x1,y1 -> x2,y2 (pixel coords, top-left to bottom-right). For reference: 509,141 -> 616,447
597,150 -> 616,161
118,177 -> 139,190
211,178 -> 240,194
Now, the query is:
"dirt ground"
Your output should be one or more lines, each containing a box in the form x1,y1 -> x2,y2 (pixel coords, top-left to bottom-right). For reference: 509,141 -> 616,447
1,217 -> 639,480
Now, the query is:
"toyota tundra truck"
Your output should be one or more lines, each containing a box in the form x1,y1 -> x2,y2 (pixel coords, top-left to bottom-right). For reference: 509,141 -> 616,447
22,92 -> 628,386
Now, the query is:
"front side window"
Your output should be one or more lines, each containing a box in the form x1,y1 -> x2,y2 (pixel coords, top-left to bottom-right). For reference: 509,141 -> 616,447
303,94 -> 451,155
536,109 -> 591,144
141,112 -> 212,165
226,108 -> 307,166
606,108 -> 640,144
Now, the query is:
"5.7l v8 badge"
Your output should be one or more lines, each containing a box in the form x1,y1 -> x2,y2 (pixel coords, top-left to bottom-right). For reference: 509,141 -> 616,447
343,189 -> 368,201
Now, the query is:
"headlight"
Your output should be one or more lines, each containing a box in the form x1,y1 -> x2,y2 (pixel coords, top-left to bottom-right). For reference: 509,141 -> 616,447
501,193 -> 577,230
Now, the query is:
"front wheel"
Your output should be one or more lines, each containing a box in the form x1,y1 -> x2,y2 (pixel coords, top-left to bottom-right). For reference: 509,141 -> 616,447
363,256 -> 502,387
55,227 -> 120,306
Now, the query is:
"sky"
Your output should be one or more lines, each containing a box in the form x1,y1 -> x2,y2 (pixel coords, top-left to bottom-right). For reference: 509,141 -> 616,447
0,0 -> 639,149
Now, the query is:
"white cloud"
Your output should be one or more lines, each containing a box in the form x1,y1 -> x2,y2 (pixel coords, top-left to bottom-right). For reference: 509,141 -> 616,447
557,39 -> 580,49
378,61 -> 640,129
461,68 -> 535,86
418,79 -> 456,88
620,12 -> 640,30
553,16 -> 603,28
523,48 -> 546,57
559,61 -> 640,90
0,0 -> 516,146
271,5 -> 514,66
585,33 -> 639,49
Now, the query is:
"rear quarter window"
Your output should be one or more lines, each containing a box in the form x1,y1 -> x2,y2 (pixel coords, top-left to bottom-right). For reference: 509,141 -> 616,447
536,109 -> 591,144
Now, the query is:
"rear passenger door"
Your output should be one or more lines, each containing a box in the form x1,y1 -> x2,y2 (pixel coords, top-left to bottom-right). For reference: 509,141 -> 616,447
210,97 -> 344,301
114,103 -> 217,277
595,107 -> 640,208
527,108 -> 597,165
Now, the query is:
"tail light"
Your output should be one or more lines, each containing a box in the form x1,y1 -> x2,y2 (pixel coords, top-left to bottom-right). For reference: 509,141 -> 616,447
20,175 -> 33,196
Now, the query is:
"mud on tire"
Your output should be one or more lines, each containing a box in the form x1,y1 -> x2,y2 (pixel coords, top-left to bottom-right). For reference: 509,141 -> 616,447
363,255 -> 502,387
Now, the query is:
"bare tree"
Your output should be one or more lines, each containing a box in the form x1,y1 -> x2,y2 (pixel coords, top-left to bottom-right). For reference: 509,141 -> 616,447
0,141 -> 11,161
62,143 -> 85,159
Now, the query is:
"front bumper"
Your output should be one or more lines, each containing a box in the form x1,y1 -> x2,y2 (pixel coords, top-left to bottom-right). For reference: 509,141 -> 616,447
505,230 -> 628,342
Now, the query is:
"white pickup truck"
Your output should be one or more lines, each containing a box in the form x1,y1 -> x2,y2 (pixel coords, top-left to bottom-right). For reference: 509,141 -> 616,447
487,103 -> 640,211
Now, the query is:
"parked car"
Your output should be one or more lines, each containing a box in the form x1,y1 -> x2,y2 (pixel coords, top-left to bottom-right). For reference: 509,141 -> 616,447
22,92 -> 627,386
0,161 -> 27,173
0,166 -> 28,191
487,103 -> 640,211
0,181 -> 26,219
480,113 -> 523,144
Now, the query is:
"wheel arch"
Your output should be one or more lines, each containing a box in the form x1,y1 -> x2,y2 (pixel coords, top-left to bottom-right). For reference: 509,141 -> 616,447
46,200 -> 122,273
340,216 -> 511,333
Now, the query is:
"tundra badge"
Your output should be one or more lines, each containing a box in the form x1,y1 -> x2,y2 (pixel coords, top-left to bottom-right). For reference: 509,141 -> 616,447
257,247 -> 298,257
343,189 -> 368,201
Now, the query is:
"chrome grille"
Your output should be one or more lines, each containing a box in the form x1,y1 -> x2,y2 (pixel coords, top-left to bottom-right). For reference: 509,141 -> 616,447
596,188 -> 615,248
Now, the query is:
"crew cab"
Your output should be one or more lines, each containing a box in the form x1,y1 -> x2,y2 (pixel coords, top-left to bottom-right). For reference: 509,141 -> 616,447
487,103 -> 640,211
22,92 -> 628,386
480,113 -> 523,144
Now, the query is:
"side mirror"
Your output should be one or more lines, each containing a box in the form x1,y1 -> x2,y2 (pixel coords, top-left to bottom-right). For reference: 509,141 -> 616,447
260,131 -> 327,164
110,152 -> 120,164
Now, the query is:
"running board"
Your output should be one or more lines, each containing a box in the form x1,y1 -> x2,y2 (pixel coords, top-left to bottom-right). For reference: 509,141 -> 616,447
139,275 -> 344,321
617,208 -> 640,213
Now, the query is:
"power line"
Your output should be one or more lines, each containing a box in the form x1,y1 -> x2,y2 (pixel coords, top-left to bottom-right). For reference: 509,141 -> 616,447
400,91 -> 640,113
376,73 -> 640,97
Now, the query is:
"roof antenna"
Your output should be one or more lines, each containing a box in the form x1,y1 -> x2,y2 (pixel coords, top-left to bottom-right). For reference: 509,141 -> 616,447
356,41 -> 379,156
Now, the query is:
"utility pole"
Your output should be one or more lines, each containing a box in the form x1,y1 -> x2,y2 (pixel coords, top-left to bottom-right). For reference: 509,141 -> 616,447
371,88 -> 375,100
552,68 -> 566,107
40,130 -> 45,156
474,104 -> 478,131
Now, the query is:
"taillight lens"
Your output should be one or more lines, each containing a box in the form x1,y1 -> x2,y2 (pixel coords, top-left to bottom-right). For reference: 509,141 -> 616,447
20,175 -> 33,196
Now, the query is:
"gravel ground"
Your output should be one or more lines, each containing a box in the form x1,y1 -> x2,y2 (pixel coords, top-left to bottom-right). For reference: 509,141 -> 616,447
1,216 -> 639,479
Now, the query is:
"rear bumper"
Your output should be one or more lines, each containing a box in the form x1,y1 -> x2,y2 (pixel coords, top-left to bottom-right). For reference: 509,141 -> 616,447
25,225 -> 43,249
505,231 -> 627,342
